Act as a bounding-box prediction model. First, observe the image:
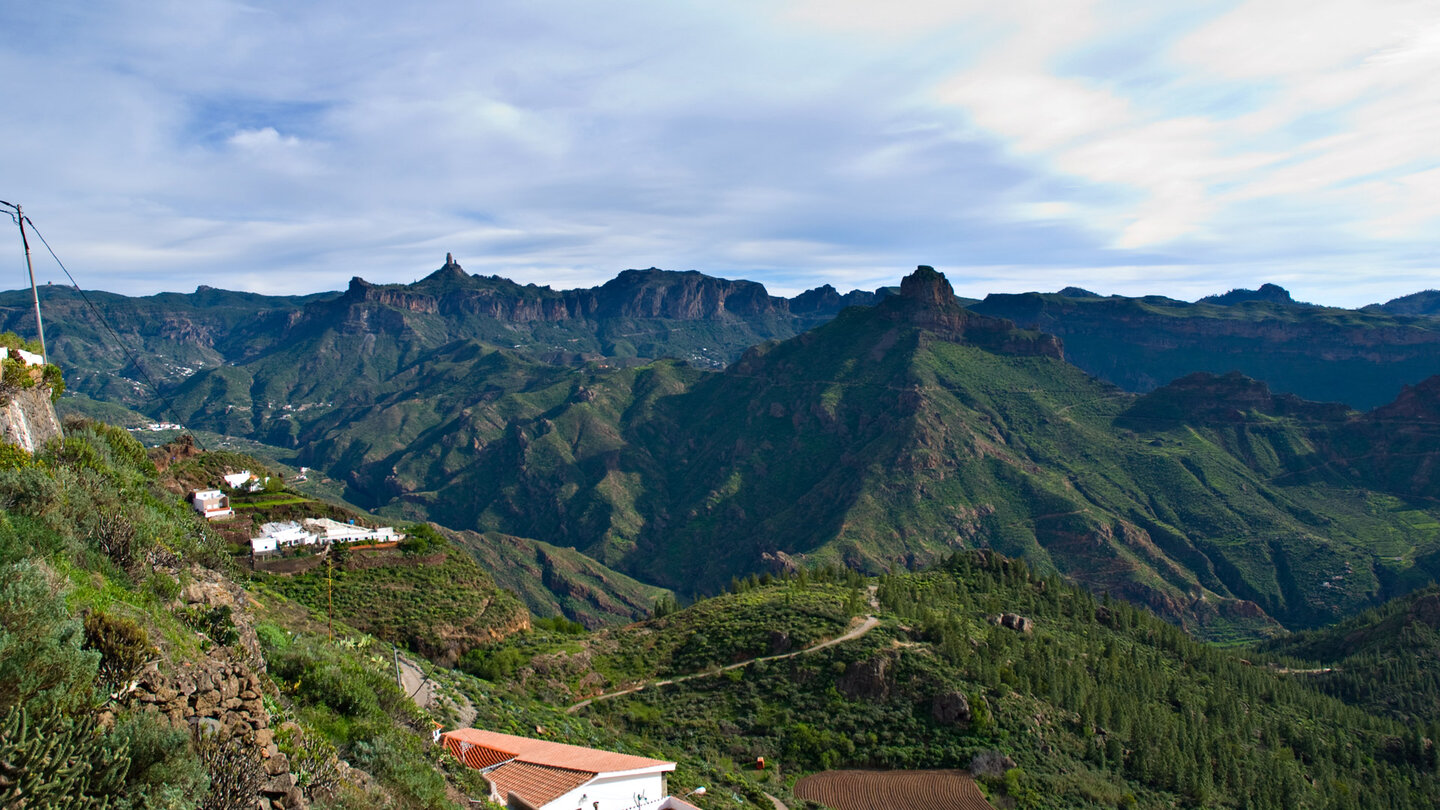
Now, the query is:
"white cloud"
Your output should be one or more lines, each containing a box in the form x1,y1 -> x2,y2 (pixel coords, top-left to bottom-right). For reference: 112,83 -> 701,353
1,0 -> 1438,307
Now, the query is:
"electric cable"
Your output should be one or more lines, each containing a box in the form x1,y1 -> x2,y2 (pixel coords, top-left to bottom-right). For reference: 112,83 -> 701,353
15,210 -> 209,451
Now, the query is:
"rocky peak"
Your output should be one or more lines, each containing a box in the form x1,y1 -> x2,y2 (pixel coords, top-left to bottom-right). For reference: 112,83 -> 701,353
875,266 -> 1063,359
899,265 -> 958,308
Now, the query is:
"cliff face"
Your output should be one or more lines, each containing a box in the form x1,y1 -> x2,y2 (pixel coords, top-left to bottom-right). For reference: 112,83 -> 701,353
0,385 -> 62,452
331,264 -> 797,324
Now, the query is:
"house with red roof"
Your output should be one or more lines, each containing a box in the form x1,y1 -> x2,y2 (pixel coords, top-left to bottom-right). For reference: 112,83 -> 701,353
440,728 -> 701,810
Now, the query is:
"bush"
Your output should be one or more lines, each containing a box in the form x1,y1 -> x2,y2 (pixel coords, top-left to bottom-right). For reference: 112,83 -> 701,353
534,615 -> 586,635
83,610 -> 155,694
1,358 -> 36,389
111,710 -> 207,809
0,560 -> 99,714
195,732 -> 266,810
176,605 -> 240,648
458,646 -> 525,682
399,523 -> 447,556
0,465 -> 59,516
42,363 -> 64,400
0,442 -> 32,471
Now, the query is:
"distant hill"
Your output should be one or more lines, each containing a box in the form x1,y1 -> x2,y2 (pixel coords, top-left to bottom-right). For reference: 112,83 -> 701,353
1256,585 -> 1440,724
1198,282 -> 1305,306
968,289 -> 1440,408
1367,289 -> 1440,317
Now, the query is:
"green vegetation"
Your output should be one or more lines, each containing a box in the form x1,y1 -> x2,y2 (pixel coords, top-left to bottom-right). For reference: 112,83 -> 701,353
1255,586 -> 1440,725
454,528 -> 673,627
0,415 -> 515,807
579,554 -> 1440,809
254,544 -> 527,665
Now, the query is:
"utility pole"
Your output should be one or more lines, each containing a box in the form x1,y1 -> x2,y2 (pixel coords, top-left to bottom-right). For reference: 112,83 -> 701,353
3,203 -> 46,360
327,550 -> 334,641
0,201 -> 46,360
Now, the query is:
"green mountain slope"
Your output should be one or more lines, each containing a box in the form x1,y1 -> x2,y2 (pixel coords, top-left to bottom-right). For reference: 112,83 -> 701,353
483,554 -> 1440,809
452,528 -> 672,628
362,268 -> 1440,637
1255,585 -> 1440,724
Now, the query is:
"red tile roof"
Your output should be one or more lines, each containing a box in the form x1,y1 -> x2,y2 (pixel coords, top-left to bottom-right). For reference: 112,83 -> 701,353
443,734 -> 518,770
487,760 -> 594,808
441,728 -> 673,775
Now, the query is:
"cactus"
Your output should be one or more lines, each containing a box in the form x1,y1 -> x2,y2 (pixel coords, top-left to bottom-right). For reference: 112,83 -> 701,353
0,704 -> 129,808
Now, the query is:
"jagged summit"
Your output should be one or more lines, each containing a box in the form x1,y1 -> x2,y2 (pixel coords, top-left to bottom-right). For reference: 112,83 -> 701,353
871,266 -> 1061,358
898,265 -> 956,307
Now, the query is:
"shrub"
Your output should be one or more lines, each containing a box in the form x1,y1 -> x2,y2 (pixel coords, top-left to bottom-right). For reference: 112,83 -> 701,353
276,721 -> 344,800
41,363 -> 64,400
83,610 -> 155,694
111,709 -> 208,809
1,358 -> 35,389
86,508 -> 138,573
0,442 -> 32,471
534,615 -> 586,635
458,647 -> 524,682
0,465 -> 59,516
176,605 -> 240,648
0,560 -> 99,714
147,570 -> 181,602
399,523 -> 446,556
194,732 -> 266,810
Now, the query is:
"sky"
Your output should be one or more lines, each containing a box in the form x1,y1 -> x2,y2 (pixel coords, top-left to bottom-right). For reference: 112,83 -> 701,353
2,0 -> 1439,306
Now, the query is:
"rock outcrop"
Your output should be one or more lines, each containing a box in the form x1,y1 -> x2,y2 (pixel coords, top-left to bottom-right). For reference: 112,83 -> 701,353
0,384 -> 61,453
880,267 -> 1064,359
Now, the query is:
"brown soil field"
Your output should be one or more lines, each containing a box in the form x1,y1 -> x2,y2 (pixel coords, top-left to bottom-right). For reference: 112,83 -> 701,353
794,769 -> 994,810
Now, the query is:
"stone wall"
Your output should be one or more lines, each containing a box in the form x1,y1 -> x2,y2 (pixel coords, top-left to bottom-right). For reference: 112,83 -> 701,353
122,569 -> 309,810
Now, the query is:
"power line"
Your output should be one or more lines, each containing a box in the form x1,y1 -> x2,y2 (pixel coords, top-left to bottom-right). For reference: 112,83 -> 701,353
15,210 -> 208,451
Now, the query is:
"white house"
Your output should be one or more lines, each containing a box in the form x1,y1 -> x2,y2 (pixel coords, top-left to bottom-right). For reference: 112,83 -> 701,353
251,521 -> 316,555
190,489 -> 233,520
303,517 -> 402,544
222,471 -> 256,489
440,729 -> 697,810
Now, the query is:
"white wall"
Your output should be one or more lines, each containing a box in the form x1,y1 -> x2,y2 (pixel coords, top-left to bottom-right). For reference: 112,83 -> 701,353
544,770 -> 669,810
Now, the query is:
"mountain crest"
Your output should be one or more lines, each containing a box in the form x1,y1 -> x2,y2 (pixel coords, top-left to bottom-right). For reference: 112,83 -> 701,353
877,266 -> 1063,358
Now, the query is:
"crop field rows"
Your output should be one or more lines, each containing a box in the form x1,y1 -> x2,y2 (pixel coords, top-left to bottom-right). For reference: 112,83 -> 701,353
794,769 -> 994,810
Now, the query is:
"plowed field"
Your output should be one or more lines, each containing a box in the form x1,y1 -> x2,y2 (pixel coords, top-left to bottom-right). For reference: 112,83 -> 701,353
793,769 -> 994,810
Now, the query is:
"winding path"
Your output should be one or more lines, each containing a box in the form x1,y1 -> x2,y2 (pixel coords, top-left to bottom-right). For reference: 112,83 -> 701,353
568,587 -> 882,715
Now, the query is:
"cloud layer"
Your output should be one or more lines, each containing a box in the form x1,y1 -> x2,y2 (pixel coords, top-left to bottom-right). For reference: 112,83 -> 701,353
1,0 -> 1437,305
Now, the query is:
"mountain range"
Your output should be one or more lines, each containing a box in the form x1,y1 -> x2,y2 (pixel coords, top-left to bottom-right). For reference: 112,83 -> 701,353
14,260 -> 1440,637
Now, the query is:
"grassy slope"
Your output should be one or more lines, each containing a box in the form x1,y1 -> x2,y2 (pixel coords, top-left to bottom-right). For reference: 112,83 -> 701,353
454,529 -> 671,628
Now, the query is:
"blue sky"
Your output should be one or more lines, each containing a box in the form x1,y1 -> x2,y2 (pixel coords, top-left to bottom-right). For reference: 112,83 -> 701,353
2,0 -> 1438,306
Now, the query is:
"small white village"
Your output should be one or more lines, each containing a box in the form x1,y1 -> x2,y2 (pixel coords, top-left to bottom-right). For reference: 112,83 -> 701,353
188,469 -> 403,556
